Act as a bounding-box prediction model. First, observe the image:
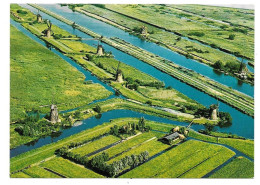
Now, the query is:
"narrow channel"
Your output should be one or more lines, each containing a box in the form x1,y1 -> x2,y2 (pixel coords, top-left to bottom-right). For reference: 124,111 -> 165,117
19,4 -> 254,139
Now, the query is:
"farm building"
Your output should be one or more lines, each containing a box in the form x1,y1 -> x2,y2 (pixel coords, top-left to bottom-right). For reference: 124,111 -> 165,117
160,132 -> 180,144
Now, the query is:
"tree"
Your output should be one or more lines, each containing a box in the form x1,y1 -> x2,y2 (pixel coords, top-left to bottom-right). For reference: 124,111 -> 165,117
204,123 -> 215,134
213,60 -> 224,70
138,117 -> 146,131
228,34 -> 236,40
93,105 -> 102,113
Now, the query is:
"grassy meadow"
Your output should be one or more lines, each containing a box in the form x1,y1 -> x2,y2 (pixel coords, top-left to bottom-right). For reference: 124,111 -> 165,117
209,156 -> 254,178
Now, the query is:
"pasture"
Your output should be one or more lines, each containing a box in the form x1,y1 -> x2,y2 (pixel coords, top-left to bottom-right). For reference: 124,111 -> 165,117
120,140 -> 235,178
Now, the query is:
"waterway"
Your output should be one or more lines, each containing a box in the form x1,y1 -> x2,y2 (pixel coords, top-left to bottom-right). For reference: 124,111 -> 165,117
20,4 -> 254,138
11,19 -> 204,158
10,5 -> 254,157
37,4 -> 254,97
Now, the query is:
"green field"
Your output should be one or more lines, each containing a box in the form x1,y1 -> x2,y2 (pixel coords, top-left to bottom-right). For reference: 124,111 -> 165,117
23,166 -> 61,178
170,4 -> 254,29
80,4 -> 243,65
120,140 -> 235,178
10,25 -> 111,123
210,156 -> 254,178
71,135 -> 121,156
104,4 -> 254,60
10,172 -> 31,178
40,157 -> 103,178
10,118 -> 254,178
108,137 -> 169,164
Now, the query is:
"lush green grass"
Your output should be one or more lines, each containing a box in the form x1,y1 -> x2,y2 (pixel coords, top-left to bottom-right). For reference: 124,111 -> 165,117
10,117 -> 150,172
218,138 -> 254,159
10,124 -> 37,149
179,148 -> 234,178
120,140 -> 235,178
10,25 -> 111,122
170,4 -> 254,29
209,156 -> 254,178
108,137 -> 169,164
105,4 -> 214,31
10,172 -> 31,178
10,116 -> 128,172
189,130 -> 254,159
60,39 -> 97,53
10,4 -> 36,22
40,157 -> 103,178
90,132 -> 152,159
104,4 -> 254,60
23,166 -> 61,178
71,135 -> 121,156
80,5 -> 242,65
91,56 -> 160,84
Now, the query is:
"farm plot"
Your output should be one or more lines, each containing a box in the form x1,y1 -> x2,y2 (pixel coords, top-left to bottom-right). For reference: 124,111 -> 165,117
107,137 -> 169,164
71,135 -> 121,156
209,156 -> 254,178
10,172 -> 31,178
40,157 -> 103,178
23,166 -> 61,178
90,132 -> 161,159
120,140 -> 235,178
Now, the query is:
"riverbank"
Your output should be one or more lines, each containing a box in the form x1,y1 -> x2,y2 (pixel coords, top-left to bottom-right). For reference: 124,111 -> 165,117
28,4 -> 254,117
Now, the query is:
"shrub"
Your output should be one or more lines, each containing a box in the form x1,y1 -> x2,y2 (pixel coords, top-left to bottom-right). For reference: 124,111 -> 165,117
93,105 -> 102,113
213,60 -> 224,70
17,9 -> 27,15
188,32 -> 205,37
228,34 -> 236,40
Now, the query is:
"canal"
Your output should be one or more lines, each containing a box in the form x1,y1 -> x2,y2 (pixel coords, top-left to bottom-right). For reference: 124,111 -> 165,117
10,4 -> 254,157
39,4 -> 254,97
11,19 -> 205,158
20,4 -> 254,138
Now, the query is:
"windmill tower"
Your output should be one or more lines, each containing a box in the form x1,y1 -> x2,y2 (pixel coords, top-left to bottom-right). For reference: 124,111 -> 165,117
141,25 -> 148,35
210,102 -> 218,120
96,44 -> 104,56
79,36 -> 104,56
39,95 -> 61,124
113,62 -> 123,83
36,10 -> 42,23
50,104 -> 59,124
44,20 -> 53,38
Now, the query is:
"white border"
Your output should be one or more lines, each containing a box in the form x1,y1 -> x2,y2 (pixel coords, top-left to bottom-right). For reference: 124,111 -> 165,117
1,0 -> 259,185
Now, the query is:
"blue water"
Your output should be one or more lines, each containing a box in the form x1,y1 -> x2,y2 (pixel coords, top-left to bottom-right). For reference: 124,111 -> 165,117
19,4 -> 254,139
39,4 -> 254,97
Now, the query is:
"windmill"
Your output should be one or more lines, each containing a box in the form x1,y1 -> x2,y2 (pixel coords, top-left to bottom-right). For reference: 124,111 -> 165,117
112,61 -> 124,83
141,25 -> 148,36
210,94 -> 219,120
36,10 -> 42,23
39,94 -> 62,124
80,36 -> 104,56
42,20 -> 53,38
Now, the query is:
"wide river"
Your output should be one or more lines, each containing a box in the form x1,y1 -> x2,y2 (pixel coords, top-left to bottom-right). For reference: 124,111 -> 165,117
10,4 -> 254,158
